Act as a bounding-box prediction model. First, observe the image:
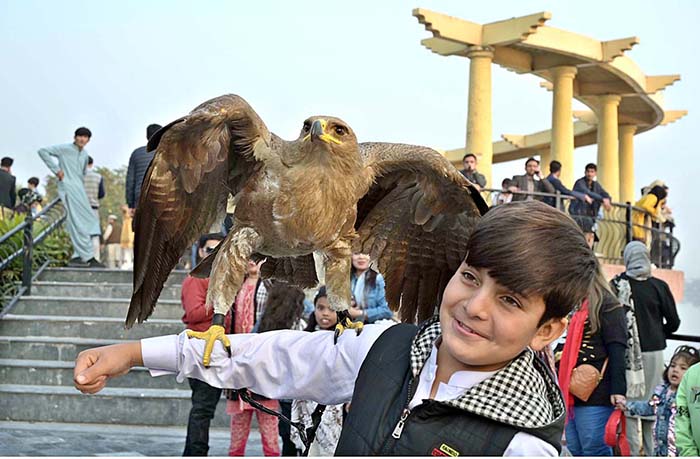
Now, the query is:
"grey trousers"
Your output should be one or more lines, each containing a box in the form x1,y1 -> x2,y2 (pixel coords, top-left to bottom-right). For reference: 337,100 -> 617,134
626,350 -> 664,455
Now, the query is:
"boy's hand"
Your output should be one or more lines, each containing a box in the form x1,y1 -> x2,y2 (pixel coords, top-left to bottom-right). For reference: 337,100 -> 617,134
74,342 -> 142,394
56,170 -> 65,181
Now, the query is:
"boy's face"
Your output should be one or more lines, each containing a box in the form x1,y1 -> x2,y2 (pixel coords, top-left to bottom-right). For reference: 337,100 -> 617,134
438,262 -> 565,372
74,135 -> 90,148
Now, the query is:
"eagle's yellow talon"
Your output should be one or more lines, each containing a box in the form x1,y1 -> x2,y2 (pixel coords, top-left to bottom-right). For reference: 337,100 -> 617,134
186,324 -> 229,367
333,312 -> 363,344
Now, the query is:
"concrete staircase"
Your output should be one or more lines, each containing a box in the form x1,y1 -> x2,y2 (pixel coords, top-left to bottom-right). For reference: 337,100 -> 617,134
0,267 -> 229,428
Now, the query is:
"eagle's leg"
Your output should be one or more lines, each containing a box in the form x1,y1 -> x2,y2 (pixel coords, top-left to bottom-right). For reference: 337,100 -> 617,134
186,227 -> 262,367
322,239 -> 363,344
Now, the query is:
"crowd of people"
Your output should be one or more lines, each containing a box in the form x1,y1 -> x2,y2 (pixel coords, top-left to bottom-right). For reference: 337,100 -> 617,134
461,154 -> 674,259
0,124 -> 164,269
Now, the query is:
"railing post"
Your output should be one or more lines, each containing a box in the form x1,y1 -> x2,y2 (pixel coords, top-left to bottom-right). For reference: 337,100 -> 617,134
21,211 -> 33,295
625,202 -> 633,244
555,190 -> 562,210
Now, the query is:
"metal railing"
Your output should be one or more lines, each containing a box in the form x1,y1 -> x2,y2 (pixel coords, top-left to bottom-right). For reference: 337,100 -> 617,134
481,188 -> 680,268
0,198 -> 69,317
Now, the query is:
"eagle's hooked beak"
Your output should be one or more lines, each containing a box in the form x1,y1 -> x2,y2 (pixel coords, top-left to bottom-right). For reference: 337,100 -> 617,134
310,119 -> 325,141
307,119 -> 341,145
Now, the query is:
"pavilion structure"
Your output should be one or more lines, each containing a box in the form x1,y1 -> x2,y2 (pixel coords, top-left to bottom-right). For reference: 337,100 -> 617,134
413,9 -> 686,203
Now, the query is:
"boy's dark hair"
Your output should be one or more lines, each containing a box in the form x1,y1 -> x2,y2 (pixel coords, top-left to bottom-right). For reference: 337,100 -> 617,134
74,127 -> 92,138
501,178 -> 511,188
585,163 -> 597,171
28,177 -> 39,187
663,345 -> 700,384
464,201 -> 599,326
198,232 -> 224,249
1,157 -> 13,167
549,160 -> 562,174
462,153 -> 477,161
147,124 -> 162,140
257,282 -> 306,333
87,156 -> 94,166
525,157 -> 539,166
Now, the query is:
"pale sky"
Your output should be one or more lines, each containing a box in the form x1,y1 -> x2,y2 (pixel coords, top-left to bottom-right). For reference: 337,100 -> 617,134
1,0 -> 698,278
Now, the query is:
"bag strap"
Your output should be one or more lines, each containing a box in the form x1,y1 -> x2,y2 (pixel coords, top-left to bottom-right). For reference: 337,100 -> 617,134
600,358 -> 609,378
238,389 -> 326,456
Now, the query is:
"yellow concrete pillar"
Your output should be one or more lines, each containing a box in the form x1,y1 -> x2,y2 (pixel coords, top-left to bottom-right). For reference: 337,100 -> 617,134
540,149 -> 552,174
550,66 -> 578,187
595,95 -> 622,201
619,125 -> 637,203
465,46 -> 494,187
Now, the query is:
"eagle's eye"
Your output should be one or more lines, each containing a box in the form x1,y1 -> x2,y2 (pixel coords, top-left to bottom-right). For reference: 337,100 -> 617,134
303,121 -> 311,132
334,125 -> 348,136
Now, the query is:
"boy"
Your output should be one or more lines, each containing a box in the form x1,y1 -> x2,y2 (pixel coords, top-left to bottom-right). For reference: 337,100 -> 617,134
74,201 -> 600,456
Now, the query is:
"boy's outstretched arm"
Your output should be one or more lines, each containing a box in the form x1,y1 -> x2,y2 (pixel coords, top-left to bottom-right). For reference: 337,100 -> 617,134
74,342 -> 143,394
74,324 -> 393,404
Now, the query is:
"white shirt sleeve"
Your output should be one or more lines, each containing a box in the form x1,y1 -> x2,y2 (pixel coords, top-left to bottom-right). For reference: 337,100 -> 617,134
503,432 -> 558,456
141,322 -> 394,405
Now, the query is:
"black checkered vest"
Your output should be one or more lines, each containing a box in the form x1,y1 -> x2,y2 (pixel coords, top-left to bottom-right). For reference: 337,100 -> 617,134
334,322 -> 564,456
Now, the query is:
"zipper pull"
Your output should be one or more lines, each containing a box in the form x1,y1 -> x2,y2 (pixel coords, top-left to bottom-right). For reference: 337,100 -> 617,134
391,408 -> 411,439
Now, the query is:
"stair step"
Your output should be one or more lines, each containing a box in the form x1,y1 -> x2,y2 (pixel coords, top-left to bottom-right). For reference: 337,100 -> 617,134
38,268 -> 188,285
0,384 -> 229,427
29,282 -> 181,301
0,315 -> 185,340
12,296 -> 184,320
0,336 -> 124,361
0,421 -> 244,457
0,359 -> 183,390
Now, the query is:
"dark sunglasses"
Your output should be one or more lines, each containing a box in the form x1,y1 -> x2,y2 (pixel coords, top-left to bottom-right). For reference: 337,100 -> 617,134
204,246 -> 216,254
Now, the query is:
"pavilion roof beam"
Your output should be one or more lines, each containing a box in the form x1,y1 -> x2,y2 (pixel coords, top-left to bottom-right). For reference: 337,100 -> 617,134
413,8 -> 551,47
646,75 -> 681,94
602,37 -> 640,61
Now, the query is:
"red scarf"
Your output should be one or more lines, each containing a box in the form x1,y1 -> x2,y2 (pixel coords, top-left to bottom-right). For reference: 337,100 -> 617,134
557,299 -> 589,421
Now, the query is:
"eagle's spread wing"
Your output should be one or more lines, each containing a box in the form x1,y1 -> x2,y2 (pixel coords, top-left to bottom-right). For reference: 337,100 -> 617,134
127,94 -> 272,327
356,142 -> 488,323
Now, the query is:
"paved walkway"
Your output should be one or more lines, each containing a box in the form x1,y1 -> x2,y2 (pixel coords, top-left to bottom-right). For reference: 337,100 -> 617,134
0,421 -> 265,456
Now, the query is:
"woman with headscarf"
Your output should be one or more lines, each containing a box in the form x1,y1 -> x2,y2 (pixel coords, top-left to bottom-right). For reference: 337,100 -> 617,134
610,241 -> 681,456
632,185 -> 668,244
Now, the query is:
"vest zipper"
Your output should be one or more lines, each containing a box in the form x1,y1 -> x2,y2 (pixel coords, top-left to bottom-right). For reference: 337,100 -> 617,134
391,408 -> 411,438
384,374 -> 419,451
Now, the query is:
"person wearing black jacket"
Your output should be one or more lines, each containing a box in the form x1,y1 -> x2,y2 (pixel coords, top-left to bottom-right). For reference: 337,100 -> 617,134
125,124 -> 161,214
0,157 -> 16,214
616,241 -> 681,456
559,290 -> 627,456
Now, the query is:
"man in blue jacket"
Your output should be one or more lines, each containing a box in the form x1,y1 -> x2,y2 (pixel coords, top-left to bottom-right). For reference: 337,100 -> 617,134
125,124 -> 161,216
569,163 -> 612,221
544,160 -> 591,210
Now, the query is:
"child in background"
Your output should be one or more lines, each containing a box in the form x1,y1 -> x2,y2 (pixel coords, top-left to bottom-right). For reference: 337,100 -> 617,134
677,357 -> 700,456
626,345 -> 700,456
290,286 -> 346,456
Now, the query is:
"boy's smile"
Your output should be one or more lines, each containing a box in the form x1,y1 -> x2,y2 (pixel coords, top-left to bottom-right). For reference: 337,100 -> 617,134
437,263 -> 565,374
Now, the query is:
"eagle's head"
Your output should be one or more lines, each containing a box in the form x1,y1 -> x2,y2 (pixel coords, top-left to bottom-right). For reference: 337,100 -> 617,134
293,116 -> 360,168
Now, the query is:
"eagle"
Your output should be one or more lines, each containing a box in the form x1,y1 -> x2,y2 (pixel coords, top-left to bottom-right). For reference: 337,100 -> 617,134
126,94 -> 487,365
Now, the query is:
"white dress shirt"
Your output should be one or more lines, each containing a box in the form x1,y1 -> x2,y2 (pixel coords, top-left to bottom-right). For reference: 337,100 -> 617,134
141,323 -> 557,456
